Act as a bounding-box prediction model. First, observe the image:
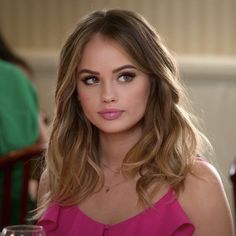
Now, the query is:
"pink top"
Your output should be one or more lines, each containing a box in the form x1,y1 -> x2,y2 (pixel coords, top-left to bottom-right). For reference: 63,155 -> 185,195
37,188 -> 195,236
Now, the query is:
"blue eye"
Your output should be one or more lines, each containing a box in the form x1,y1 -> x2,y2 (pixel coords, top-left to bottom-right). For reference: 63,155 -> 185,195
82,76 -> 99,85
118,72 -> 135,82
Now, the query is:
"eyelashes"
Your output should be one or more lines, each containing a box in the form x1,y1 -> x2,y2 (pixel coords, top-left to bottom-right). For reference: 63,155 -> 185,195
81,76 -> 98,85
80,71 -> 136,85
118,72 -> 135,82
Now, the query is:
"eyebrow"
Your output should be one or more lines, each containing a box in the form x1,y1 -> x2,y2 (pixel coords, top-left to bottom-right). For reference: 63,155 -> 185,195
112,65 -> 137,73
77,64 -> 137,75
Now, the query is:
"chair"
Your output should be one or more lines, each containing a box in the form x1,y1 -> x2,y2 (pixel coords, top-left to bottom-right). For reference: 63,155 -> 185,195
229,160 -> 236,217
0,142 -> 47,229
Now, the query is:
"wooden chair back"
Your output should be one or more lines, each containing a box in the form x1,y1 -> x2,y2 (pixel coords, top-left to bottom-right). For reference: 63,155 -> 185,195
0,142 -> 47,229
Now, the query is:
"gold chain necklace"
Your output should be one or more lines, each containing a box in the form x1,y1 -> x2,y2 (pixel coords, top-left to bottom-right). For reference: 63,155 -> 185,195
101,162 -> 126,192
103,179 -> 128,193
101,162 -> 121,175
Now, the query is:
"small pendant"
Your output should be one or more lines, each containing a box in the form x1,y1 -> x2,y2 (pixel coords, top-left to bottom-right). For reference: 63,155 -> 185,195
105,186 -> 110,193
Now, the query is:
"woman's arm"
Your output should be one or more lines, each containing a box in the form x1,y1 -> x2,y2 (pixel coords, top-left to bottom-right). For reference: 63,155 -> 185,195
179,160 -> 234,236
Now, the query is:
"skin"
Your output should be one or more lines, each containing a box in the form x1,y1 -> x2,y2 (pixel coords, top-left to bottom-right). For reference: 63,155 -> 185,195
77,34 -> 150,167
38,34 -> 234,235
179,161 -> 234,235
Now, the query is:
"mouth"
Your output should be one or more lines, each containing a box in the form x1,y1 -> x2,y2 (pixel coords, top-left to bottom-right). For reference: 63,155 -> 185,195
98,109 -> 124,120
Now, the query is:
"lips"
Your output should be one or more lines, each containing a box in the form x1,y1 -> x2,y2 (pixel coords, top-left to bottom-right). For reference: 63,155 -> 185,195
98,109 -> 124,120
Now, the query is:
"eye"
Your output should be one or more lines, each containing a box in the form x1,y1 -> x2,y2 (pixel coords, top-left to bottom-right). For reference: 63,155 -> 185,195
118,72 -> 135,82
81,76 -> 99,85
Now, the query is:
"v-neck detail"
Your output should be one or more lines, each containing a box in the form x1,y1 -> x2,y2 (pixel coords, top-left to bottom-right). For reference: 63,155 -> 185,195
76,187 -> 173,228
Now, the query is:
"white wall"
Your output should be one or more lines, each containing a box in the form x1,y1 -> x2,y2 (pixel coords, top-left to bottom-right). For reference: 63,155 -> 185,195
179,56 -> 236,214
1,0 -> 236,55
22,50 -> 236,214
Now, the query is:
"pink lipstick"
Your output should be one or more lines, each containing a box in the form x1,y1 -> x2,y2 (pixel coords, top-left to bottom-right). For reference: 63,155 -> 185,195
98,109 -> 124,120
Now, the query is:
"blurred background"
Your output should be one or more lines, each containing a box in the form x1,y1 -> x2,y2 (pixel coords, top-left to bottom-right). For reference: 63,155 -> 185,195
0,0 -> 235,214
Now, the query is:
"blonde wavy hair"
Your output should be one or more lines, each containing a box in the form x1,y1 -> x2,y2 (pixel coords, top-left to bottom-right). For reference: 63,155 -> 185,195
38,9 -> 210,214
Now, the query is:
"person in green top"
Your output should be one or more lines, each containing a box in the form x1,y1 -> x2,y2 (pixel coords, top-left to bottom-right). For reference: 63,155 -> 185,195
0,31 -> 41,153
0,59 -> 40,225
0,31 -> 48,226
0,60 -> 39,154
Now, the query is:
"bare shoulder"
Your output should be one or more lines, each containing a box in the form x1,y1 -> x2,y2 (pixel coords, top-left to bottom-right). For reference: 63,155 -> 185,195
178,160 -> 234,236
37,169 -> 49,207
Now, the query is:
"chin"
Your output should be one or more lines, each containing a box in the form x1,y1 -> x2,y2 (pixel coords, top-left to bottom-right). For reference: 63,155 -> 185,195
98,123 -> 142,136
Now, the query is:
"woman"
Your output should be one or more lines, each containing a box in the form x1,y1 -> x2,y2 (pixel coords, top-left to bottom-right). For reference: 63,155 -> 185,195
37,9 -> 234,235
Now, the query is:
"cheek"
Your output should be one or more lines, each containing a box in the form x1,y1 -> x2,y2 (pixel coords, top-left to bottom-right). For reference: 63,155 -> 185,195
135,83 -> 150,105
77,91 -> 97,118
79,93 -> 90,102
79,94 -> 92,109
137,88 -> 150,112
77,87 -> 91,105
143,80 -> 151,101
127,88 -> 150,115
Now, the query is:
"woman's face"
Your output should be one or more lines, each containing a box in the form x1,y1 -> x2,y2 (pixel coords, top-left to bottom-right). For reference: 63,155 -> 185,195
77,34 -> 150,135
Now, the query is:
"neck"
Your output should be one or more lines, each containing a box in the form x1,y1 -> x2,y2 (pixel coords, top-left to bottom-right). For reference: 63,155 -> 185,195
99,127 -> 142,168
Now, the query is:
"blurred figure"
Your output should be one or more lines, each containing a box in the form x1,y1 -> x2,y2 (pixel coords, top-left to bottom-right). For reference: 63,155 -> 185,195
0,60 -> 39,154
0,32 -> 33,76
0,32 -> 48,143
0,32 -> 48,225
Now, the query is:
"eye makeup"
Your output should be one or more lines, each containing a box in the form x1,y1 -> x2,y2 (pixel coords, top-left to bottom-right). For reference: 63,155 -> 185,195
117,71 -> 136,82
81,76 -> 99,85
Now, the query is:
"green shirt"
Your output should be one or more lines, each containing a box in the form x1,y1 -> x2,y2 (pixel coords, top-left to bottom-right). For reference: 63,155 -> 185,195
0,60 -> 39,225
0,60 -> 39,154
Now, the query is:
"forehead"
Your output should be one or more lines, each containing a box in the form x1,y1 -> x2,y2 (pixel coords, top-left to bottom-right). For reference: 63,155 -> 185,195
78,34 -> 136,69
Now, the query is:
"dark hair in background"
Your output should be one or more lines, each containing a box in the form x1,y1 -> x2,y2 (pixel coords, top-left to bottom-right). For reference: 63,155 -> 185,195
0,31 -> 32,76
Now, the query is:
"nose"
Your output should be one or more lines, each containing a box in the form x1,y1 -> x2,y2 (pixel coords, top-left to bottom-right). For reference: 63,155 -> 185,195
101,82 -> 117,103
